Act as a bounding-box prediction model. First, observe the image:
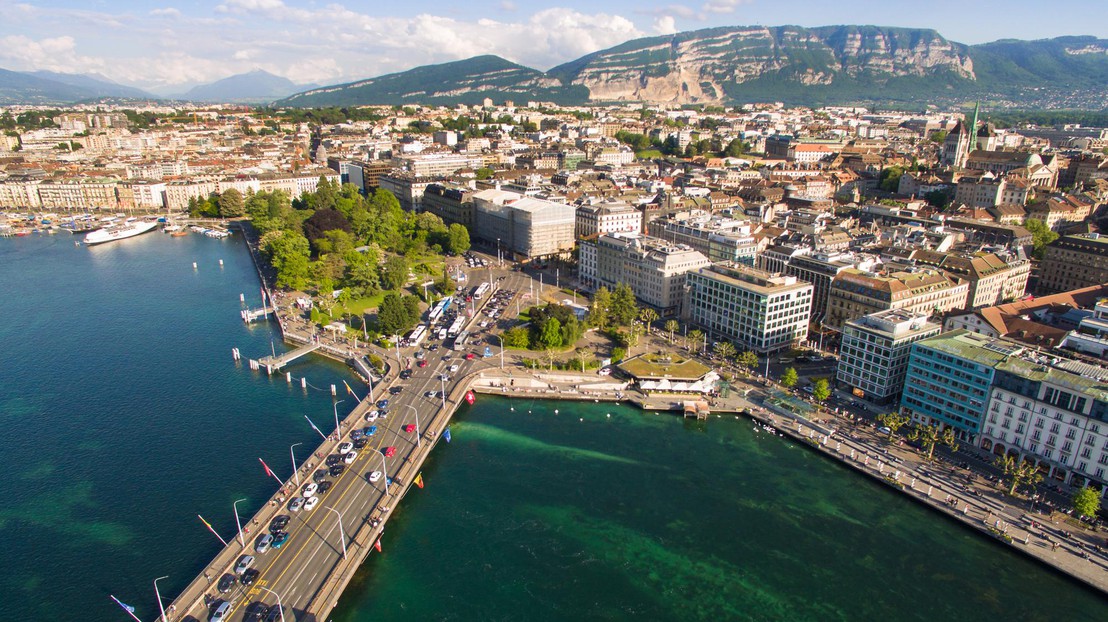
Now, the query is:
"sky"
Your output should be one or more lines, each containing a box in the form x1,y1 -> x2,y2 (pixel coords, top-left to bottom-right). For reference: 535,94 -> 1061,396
1,0 -> 1105,93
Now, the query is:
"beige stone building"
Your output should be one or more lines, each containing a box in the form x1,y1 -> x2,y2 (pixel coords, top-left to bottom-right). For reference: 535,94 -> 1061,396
825,268 -> 970,329
578,233 -> 710,316
1039,233 -> 1108,294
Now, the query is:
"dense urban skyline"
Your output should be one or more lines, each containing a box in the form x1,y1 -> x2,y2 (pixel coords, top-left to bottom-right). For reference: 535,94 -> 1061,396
0,0 -> 1106,94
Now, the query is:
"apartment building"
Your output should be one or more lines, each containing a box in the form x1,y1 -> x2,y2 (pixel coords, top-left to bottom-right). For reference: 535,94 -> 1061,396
645,212 -> 758,265
687,263 -> 813,353
472,189 -> 576,259
1038,233 -> 1108,294
422,184 -> 474,228
885,248 -> 1030,309
578,233 -> 710,316
575,200 -> 642,240
825,268 -> 969,330
836,309 -> 941,405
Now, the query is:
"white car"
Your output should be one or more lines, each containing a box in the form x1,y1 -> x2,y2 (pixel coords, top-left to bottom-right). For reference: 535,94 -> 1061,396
288,497 -> 304,512
368,470 -> 382,483
301,482 -> 318,497
449,364 -> 459,373
338,442 -> 353,454
344,450 -> 358,464
365,410 -> 379,422
598,367 -> 612,376
303,496 -> 319,511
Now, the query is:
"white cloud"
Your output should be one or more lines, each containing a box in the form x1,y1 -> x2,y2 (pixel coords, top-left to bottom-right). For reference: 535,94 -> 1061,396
701,0 -> 750,15
149,7 -> 182,18
654,15 -> 678,35
499,1 -> 517,11
0,34 -> 106,74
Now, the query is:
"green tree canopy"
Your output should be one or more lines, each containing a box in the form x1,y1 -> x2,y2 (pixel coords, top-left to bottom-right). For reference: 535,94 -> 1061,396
376,293 -> 417,336
1024,218 -> 1059,260
780,367 -> 799,388
588,286 -> 612,329
1072,487 -> 1101,519
735,350 -> 758,370
538,317 -> 564,350
610,283 -> 637,327
379,255 -> 410,291
446,223 -> 471,255
217,188 -> 245,218
811,378 -> 831,403
876,411 -> 911,439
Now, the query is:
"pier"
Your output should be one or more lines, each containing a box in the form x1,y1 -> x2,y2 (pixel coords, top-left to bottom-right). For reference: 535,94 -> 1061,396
254,341 -> 322,374
241,305 -> 277,323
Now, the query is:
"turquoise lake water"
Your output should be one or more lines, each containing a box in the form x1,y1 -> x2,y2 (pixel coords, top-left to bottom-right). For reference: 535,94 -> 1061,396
1,232 -> 1105,621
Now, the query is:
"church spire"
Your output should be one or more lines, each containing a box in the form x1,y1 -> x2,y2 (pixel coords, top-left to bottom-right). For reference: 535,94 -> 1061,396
967,102 -> 980,153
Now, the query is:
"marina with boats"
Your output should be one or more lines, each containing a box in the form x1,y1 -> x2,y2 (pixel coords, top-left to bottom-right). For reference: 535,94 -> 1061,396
0,211 -> 232,242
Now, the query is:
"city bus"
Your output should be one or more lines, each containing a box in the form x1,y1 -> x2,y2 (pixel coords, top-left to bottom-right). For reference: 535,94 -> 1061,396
451,330 -> 469,350
406,325 -> 427,347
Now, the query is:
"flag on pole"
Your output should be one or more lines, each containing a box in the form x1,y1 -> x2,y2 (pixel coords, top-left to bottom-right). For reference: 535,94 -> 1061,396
259,457 -> 274,478
343,380 -> 361,401
374,539 -> 382,552
305,415 -> 324,437
198,514 -> 229,546
414,472 -> 424,489
109,595 -> 142,622
443,427 -> 451,443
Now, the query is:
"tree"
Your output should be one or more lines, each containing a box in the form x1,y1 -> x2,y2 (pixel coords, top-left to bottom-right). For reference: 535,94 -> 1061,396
503,326 -> 530,348
780,367 -> 799,388
610,283 -> 637,327
735,350 -> 758,371
639,308 -> 659,331
1024,218 -> 1059,260
376,293 -> 416,336
929,130 -> 948,144
475,167 -> 494,180
687,329 -> 705,353
907,423 -> 959,460
588,286 -> 612,329
379,255 -> 410,291
217,188 -> 245,218
811,378 -> 831,404
712,340 -> 736,362
1072,487 -> 1101,520
538,317 -> 564,350
664,319 -> 680,343
262,230 -> 311,290
879,166 -> 904,193
994,455 -> 1043,497
446,223 -> 470,255
876,411 -> 911,439
302,208 -> 352,247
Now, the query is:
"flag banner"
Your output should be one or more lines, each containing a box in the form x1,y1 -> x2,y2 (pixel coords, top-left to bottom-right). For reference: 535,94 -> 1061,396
414,473 -> 424,489
374,539 -> 382,552
109,595 -> 142,622
443,428 -> 452,443
259,457 -> 274,478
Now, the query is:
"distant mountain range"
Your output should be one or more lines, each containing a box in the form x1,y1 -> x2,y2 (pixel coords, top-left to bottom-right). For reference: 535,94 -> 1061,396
3,25 -> 1107,108
0,68 -> 315,105
280,25 -> 1108,109
177,70 -> 318,103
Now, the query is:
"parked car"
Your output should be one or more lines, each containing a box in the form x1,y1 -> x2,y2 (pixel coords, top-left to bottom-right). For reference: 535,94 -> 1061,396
368,470 -> 382,483
343,450 -> 358,464
233,555 -> 255,575
254,533 -> 273,553
301,482 -> 318,497
288,497 -> 304,512
303,495 -> 320,511
384,446 -> 396,458
217,574 -> 236,593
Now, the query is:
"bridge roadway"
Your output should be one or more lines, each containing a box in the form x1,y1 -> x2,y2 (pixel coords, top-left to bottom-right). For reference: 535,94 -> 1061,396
171,267 -> 532,622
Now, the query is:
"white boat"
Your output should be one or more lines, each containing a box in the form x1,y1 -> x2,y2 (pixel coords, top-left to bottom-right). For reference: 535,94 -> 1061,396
84,220 -> 159,245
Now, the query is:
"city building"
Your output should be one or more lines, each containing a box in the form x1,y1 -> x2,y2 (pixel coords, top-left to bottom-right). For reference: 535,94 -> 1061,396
899,330 -> 1009,443
645,212 -> 758,265
575,200 -> 642,240
884,248 -> 1030,309
422,184 -> 474,228
578,233 -> 710,316
984,350 -> 1108,493
825,268 -> 969,330
1038,233 -> 1108,294
686,263 -> 813,353
836,309 -> 941,405
472,189 -> 576,259
1060,299 -> 1108,359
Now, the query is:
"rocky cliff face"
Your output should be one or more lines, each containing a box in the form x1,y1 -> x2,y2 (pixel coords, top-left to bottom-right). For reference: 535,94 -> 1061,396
551,25 -> 975,104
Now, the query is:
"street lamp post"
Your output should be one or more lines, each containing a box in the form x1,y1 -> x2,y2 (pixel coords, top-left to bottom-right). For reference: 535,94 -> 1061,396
403,404 -> 421,448
321,506 -> 347,560
233,498 -> 248,547
256,586 -> 286,622
497,238 -> 501,266
494,334 -> 505,369
379,452 -> 390,495
332,399 -> 345,439
153,575 -> 169,622
440,373 -> 447,412
289,442 -> 303,487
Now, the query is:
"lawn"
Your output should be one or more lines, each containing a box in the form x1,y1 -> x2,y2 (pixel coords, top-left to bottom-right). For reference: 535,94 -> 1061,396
617,353 -> 711,380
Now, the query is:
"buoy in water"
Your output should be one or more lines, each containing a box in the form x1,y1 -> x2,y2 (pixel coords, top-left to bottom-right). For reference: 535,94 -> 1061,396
192,262 -> 197,269
219,259 -> 224,266
554,409 -> 559,414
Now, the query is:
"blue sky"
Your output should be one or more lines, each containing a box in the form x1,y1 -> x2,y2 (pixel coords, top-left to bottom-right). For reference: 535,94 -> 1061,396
1,0 -> 1105,91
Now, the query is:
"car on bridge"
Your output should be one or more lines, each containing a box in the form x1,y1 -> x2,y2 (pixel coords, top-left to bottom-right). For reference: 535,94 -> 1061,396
338,442 -> 353,454
399,369 -> 412,379
368,471 -> 382,482
271,531 -> 289,549
303,496 -> 320,511
288,497 -> 304,512
241,568 -> 260,586
233,555 -> 255,575
403,424 -> 416,433
313,469 -> 328,482
449,364 -> 459,372
245,602 -> 269,622
317,480 -> 333,494
364,425 -> 378,436
301,482 -> 318,497
254,533 -> 273,553
465,352 -> 476,360
343,451 -> 358,464
326,455 -> 343,466
353,437 -> 368,449
269,515 -> 290,532
376,399 -> 390,408
418,359 -> 428,367
264,605 -> 285,622
384,446 -> 396,457
351,428 -> 365,440
425,391 -> 435,398
209,600 -> 231,622
329,464 -> 346,477
217,573 -> 236,593
365,410 -> 379,422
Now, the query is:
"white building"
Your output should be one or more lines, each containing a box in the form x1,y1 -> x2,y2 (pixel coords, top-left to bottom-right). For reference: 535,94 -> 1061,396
579,233 -> 710,316
836,309 -> 941,405
687,263 -> 813,353
472,189 -> 576,259
575,200 -> 642,240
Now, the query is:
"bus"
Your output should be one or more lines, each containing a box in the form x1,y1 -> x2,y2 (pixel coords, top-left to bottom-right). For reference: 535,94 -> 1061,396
447,316 -> 466,337
472,282 -> 490,300
406,325 -> 427,347
437,327 -> 448,341
452,330 -> 469,350
427,296 -> 452,325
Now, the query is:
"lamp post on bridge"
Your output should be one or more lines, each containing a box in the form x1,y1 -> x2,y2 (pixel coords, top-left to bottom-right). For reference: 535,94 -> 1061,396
440,373 -> 447,412
321,506 -> 347,560
494,334 -> 505,369
289,442 -> 303,487
233,498 -> 248,547
256,586 -> 287,622
379,452 -> 390,496
153,575 -> 169,622
332,399 -> 345,440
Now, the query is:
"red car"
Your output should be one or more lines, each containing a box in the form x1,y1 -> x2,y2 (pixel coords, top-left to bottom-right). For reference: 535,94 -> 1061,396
465,352 -> 476,360
417,360 -> 428,368
403,424 -> 416,433
383,446 -> 396,457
